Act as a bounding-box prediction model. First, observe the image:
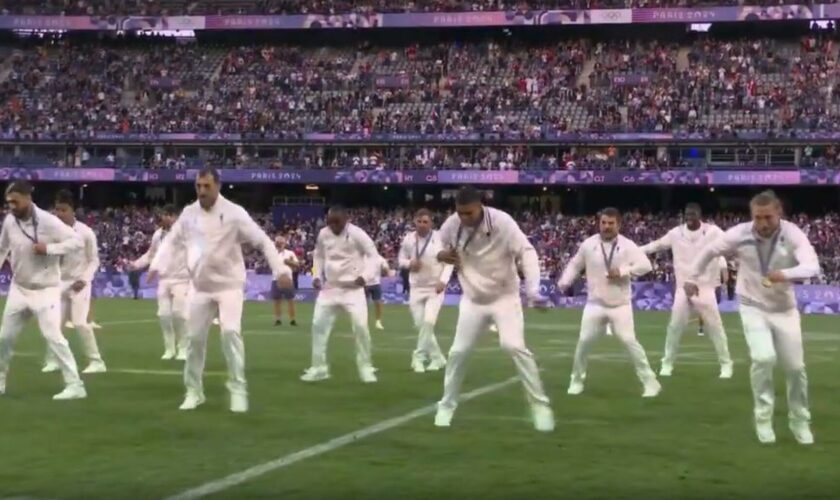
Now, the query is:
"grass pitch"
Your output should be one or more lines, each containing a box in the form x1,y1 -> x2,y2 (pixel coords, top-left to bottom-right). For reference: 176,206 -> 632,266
0,298 -> 837,500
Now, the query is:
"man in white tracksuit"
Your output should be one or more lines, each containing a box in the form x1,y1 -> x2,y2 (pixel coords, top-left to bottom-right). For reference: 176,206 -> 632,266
686,191 -> 819,445
398,208 -> 453,373
558,207 -> 661,398
640,203 -> 733,378
301,206 -> 380,383
0,181 -> 86,400
434,187 -> 554,432
43,190 -> 106,375
131,204 -> 190,361
149,168 -> 293,413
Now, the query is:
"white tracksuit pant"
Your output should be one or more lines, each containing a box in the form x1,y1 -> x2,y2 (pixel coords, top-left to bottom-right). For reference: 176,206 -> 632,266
739,304 -> 809,424
571,302 -> 657,385
310,287 -> 373,371
44,280 -> 102,366
438,294 -> 549,410
663,287 -> 731,367
158,279 -> 189,355
0,283 -> 83,389
184,287 -> 246,398
409,287 -> 446,364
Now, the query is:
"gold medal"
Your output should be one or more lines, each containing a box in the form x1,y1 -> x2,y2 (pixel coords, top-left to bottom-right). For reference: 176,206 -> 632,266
762,277 -> 772,288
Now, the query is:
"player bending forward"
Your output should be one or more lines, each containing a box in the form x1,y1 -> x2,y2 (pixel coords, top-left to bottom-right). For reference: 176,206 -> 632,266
435,187 -> 554,432
0,181 -> 86,400
686,191 -> 819,445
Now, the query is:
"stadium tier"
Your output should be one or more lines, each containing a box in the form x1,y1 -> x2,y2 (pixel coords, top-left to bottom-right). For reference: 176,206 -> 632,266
1,4 -> 840,498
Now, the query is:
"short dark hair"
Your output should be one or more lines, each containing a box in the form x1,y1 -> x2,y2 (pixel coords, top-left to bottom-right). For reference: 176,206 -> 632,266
599,207 -> 621,220
197,167 -> 220,183
751,190 -> 781,207
54,189 -> 75,208
5,180 -> 34,196
685,202 -> 702,214
455,186 -> 482,205
161,204 -> 177,216
328,205 -> 346,216
415,208 -> 433,219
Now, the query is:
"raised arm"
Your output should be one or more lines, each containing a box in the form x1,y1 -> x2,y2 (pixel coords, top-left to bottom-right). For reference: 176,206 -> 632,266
45,214 -> 83,256
132,230 -> 160,270
639,230 -> 673,255
619,241 -> 653,278
688,229 -> 740,284
150,217 -> 184,274
779,225 -> 821,281
236,211 -> 291,280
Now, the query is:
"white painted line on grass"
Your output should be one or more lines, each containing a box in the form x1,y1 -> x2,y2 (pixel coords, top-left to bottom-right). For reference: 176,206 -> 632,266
108,369 -> 226,377
164,376 -> 520,500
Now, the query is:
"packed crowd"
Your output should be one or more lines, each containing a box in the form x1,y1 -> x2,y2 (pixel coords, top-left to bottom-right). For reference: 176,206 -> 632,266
87,206 -> 840,286
5,144 -> 687,170
4,35 -> 840,139
1,0 -> 833,16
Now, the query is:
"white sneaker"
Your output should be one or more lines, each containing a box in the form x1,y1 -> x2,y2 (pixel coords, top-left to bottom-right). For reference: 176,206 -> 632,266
90,321 -> 102,330
53,384 -> 87,400
230,393 -> 249,413
64,321 -> 74,329
659,362 -> 673,377
179,392 -> 206,410
212,318 -> 220,326
41,362 -> 60,373
300,366 -> 330,382
375,320 -> 384,330
489,324 -> 498,333
161,351 -> 176,361
755,419 -> 776,444
427,357 -> 446,371
531,404 -> 555,432
719,362 -> 734,379
642,379 -> 662,398
605,324 -> 614,336
567,379 -> 585,395
82,360 -> 107,374
176,351 -> 187,361
411,359 -> 426,373
434,406 -> 454,427
359,365 -> 378,383
789,420 -> 814,445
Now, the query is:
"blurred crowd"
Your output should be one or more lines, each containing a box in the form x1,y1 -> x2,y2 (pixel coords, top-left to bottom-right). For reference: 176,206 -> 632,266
4,35 -> 840,140
1,0 -> 834,16
86,206 -> 840,286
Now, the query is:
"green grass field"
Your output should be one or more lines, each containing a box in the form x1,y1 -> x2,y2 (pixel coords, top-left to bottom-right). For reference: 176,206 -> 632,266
0,298 -> 838,500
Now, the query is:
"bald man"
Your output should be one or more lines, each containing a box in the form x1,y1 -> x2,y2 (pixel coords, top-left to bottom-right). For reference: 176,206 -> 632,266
272,235 -> 300,327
